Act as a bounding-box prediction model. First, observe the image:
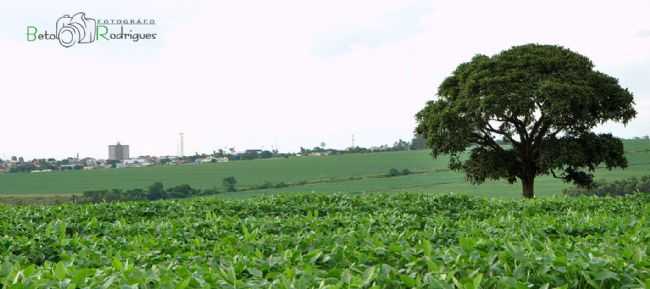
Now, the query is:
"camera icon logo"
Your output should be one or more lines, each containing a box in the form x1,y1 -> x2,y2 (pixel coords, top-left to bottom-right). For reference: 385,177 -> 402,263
56,12 -> 96,48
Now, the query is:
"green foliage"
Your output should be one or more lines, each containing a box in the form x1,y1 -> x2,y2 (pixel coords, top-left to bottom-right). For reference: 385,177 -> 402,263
388,168 -> 401,177
1,193 -> 649,287
222,176 -> 238,192
416,44 -> 636,198
251,181 -> 289,190
410,134 -> 427,150
274,182 -> 289,188
167,184 -> 201,198
80,183 -> 219,203
564,175 -> 650,197
386,168 -> 412,177
148,182 -> 166,200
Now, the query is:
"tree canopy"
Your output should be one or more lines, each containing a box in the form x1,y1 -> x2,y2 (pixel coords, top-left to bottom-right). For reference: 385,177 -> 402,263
222,176 -> 238,192
415,44 -> 636,198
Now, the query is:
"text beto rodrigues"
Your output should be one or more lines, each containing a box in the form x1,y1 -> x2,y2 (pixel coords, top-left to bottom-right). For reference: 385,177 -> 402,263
27,26 -> 158,43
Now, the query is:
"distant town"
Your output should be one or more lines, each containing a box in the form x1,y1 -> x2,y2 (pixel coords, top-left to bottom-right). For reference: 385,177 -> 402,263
0,136 -> 427,174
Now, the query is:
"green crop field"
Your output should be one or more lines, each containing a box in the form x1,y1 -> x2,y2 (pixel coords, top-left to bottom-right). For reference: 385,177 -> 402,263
1,140 -> 650,198
1,193 -> 649,288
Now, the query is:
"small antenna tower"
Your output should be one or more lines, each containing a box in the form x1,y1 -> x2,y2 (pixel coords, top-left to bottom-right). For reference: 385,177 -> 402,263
179,132 -> 185,157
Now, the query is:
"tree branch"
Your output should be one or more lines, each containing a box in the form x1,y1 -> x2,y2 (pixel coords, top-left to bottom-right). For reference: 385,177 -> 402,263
508,115 -> 529,144
471,130 -> 503,152
484,121 -> 520,146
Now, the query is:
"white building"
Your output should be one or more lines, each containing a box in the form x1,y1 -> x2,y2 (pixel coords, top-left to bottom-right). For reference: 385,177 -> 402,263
108,143 -> 130,161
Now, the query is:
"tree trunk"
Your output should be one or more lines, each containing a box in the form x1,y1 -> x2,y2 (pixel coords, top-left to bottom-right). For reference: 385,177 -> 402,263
522,175 -> 535,199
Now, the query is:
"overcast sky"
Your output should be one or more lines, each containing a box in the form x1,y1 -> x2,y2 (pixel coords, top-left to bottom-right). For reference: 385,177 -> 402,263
1,0 -> 649,159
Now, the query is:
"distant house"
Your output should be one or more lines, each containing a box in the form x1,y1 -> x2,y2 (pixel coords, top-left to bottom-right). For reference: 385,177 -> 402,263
158,156 -> 178,165
96,159 -> 112,168
197,156 -> 229,164
81,157 -> 98,167
308,151 -> 332,157
143,156 -> 160,165
6,159 -> 18,168
60,164 -> 81,170
122,158 -> 153,168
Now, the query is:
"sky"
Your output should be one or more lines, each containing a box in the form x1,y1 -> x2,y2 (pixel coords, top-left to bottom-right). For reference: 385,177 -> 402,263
1,0 -> 649,160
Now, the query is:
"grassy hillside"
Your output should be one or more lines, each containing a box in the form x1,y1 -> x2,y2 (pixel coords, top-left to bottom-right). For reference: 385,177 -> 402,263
1,140 -> 649,198
1,193 -> 649,287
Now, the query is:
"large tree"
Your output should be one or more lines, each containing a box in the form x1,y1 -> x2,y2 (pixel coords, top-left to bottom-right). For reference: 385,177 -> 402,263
415,44 -> 636,198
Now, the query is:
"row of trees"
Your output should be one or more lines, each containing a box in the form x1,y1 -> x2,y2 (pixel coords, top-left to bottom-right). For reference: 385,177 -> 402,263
78,177 -> 242,203
0,156 -> 92,173
78,183 -> 214,203
76,175 -> 336,203
297,136 -> 427,156
563,176 -> 650,197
